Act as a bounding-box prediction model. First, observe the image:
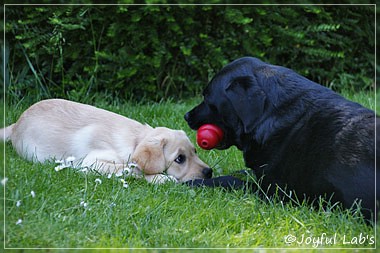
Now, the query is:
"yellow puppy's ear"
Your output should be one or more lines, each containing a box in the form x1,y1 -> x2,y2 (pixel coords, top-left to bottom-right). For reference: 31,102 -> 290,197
132,136 -> 167,175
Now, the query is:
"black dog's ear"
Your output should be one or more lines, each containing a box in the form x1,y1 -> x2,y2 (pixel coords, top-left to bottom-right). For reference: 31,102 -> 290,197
225,76 -> 266,133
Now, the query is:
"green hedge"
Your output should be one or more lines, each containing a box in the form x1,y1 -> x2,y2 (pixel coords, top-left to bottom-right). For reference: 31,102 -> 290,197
4,5 -> 375,101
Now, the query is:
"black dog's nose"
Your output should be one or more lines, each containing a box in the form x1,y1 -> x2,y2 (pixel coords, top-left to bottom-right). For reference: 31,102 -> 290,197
202,167 -> 213,178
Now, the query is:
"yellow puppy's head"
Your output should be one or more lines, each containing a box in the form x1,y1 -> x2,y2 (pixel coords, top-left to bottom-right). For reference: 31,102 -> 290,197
132,127 -> 212,182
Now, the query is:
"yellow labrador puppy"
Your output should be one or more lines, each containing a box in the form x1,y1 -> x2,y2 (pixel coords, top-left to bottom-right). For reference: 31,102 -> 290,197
2,99 -> 212,183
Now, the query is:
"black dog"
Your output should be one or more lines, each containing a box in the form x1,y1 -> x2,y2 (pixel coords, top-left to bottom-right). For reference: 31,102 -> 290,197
185,57 -> 378,220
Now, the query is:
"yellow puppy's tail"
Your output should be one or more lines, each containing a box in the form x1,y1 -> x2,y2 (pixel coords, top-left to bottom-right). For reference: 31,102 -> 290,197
1,124 -> 15,142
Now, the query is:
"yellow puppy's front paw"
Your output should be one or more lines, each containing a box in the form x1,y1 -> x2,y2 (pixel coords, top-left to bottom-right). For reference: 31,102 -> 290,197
146,174 -> 178,184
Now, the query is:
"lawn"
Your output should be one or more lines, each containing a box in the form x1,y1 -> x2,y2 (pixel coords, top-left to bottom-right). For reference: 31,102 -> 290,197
2,91 -> 378,251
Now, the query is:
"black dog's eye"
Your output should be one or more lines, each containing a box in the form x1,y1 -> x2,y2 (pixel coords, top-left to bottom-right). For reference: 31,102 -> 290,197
175,154 -> 186,164
209,104 -> 218,113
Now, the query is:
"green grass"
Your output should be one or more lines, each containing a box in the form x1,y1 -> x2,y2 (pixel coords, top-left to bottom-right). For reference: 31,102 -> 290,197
2,90 -> 378,251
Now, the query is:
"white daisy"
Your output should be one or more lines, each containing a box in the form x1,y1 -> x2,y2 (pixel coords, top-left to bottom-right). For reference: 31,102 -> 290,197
65,156 -> 76,163
115,171 -> 123,177
1,177 -> 8,186
54,156 -> 77,171
54,164 -> 68,171
120,179 -> 129,188
80,167 -> 89,173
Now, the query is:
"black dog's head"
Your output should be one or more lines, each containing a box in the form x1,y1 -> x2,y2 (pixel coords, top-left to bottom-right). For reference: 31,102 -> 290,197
185,57 -> 330,150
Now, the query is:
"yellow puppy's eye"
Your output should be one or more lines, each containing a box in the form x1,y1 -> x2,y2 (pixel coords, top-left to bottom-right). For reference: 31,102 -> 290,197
174,154 -> 186,164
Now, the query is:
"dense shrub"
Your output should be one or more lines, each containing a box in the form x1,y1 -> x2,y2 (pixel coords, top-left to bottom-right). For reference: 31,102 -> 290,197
4,4 -> 375,101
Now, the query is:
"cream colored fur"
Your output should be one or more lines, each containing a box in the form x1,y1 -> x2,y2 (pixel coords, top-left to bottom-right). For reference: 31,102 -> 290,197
2,99 -> 209,183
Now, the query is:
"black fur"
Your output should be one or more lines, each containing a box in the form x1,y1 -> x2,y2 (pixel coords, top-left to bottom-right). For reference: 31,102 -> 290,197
185,57 -> 378,221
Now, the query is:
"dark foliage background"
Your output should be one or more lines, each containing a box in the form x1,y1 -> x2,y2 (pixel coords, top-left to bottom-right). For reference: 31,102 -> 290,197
4,4 -> 375,102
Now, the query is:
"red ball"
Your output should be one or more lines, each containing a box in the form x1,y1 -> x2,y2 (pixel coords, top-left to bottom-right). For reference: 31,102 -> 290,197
196,124 -> 224,150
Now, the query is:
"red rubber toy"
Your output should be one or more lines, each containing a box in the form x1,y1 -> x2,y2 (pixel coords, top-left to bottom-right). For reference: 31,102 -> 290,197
196,124 -> 224,150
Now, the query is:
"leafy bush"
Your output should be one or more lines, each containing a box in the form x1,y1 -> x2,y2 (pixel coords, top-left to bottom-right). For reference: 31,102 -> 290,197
5,4 -> 375,101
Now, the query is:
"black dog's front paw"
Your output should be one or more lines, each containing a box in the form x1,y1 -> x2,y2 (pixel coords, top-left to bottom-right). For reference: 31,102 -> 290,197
185,174 -> 250,190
